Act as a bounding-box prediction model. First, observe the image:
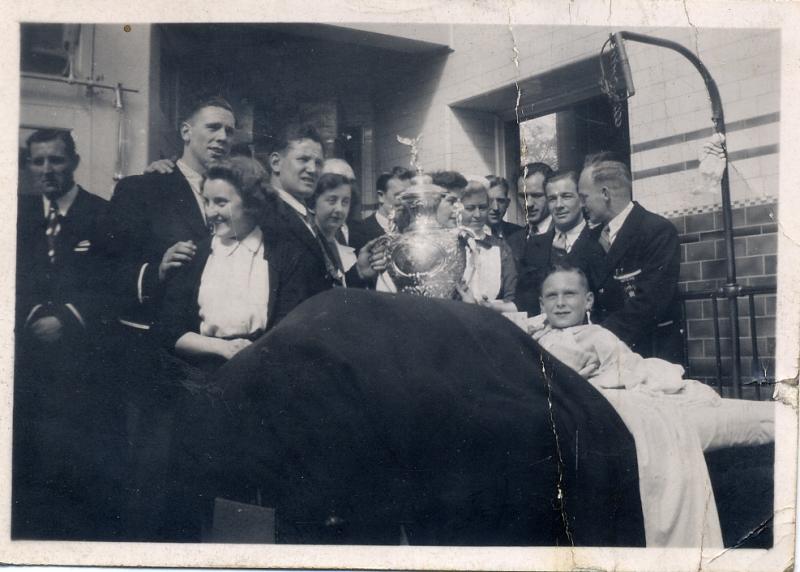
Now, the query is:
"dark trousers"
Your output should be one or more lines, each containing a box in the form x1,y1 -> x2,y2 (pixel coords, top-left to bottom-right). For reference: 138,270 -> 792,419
12,332 -> 127,540
107,322 -> 181,541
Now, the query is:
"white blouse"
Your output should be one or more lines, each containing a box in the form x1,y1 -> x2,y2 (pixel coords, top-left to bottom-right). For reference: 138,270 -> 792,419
463,242 -> 503,301
198,227 -> 270,338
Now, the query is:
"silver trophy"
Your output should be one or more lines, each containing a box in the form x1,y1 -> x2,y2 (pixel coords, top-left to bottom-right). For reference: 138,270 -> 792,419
382,183 -> 472,299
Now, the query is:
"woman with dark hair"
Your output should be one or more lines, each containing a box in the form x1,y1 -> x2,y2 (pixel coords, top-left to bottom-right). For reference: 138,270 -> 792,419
308,172 -> 359,287
154,155 -> 311,539
156,155 -> 303,371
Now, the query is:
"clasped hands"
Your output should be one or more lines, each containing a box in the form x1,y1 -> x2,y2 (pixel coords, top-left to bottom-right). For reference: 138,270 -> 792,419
527,316 -> 600,378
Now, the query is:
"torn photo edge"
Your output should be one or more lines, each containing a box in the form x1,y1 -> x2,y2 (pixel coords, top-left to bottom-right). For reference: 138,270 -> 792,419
0,0 -> 797,570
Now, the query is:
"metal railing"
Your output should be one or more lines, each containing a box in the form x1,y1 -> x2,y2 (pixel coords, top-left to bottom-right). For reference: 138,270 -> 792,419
678,285 -> 776,400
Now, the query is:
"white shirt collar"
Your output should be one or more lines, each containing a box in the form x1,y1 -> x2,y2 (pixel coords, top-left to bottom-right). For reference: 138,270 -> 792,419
176,159 -> 204,195
176,159 -> 207,222
42,184 -> 79,216
553,219 -> 586,252
275,187 -> 309,218
535,214 -> 552,235
606,201 -> 635,244
211,226 -> 263,257
375,210 -> 391,232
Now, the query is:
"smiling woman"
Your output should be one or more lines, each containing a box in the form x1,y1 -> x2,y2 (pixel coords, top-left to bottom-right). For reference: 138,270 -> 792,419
156,157 -> 297,363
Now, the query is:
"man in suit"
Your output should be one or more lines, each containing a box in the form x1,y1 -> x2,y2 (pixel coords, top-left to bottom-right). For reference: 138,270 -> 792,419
106,97 -> 235,328
517,162 -> 555,236
102,96 -> 236,539
578,152 -> 683,361
349,166 -> 412,252
507,162 -> 554,260
485,175 -> 523,239
513,170 -> 603,315
262,123 -> 333,293
264,124 -> 379,291
14,129 -> 123,539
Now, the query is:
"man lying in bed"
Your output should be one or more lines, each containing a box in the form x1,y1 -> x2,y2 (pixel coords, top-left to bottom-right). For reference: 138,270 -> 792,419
170,287 -> 648,546
527,262 -> 775,547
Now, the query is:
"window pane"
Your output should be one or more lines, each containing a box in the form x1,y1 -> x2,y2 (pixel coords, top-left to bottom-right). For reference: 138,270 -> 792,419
520,114 -> 558,170
21,24 -> 71,76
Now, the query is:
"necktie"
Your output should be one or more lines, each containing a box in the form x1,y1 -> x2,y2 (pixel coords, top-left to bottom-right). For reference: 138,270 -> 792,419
598,225 -> 611,253
301,211 -> 316,236
317,234 -> 345,286
552,232 -> 568,259
45,201 -> 61,264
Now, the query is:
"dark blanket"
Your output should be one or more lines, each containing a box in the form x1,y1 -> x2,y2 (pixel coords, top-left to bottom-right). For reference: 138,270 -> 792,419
170,289 -> 645,546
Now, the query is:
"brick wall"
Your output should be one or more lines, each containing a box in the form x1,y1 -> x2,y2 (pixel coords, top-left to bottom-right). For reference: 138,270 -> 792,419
669,202 -> 777,395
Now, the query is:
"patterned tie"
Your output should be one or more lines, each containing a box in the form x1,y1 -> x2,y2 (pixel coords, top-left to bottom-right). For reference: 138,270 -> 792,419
45,200 -> 61,264
301,211 -> 317,236
552,231 -> 568,259
598,225 -> 612,253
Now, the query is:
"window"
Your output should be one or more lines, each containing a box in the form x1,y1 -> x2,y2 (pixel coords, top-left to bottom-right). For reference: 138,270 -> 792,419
519,94 -> 630,173
520,113 -> 558,169
21,24 -> 81,77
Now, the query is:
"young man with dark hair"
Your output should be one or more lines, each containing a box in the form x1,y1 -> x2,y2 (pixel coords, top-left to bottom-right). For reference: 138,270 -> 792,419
485,175 -> 523,239
260,123 -> 332,293
14,129 -> 123,539
516,161 -> 555,236
506,161 -> 556,312
106,96 -> 236,327
263,123 -> 378,292
349,166 -> 412,252
102,96 -> 236,539
430,169 -> 468,193
511,169 -> 603,315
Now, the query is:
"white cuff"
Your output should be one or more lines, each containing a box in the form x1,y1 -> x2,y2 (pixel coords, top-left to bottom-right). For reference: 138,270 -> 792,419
64,303 -> 86,328
137,263 -> 148,304
24,304 -> 44,327
376,272 -> 398,293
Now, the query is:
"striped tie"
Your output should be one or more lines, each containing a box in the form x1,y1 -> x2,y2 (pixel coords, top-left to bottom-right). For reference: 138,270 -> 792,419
598,225 -> 611,253
552,231 -> 568,259
45,201 -> 61,264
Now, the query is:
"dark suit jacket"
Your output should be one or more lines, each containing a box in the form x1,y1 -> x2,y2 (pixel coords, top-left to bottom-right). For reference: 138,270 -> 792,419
490,220 -> 524,239
587,202 -> 682,357
509,224 -> 603,315
154,232 -> 307,352
103,169 -> 210,326
16,188 -> 110,336
260,192 -> 335,295
259,192 -> 373,291
348,213 -> 386,253
14,188 -> 127,541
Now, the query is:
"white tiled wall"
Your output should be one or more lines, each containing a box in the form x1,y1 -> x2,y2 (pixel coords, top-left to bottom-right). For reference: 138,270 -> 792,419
372,25 -> 779,219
